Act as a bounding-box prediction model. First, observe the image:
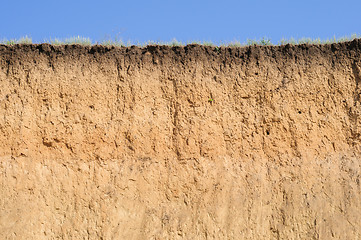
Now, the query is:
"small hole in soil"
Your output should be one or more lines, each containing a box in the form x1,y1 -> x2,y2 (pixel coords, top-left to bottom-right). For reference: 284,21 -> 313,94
266,130 -> 270,135
298,110 -> 302,114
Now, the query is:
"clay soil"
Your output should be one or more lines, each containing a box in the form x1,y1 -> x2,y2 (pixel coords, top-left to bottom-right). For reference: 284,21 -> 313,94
0,40 -> 361,239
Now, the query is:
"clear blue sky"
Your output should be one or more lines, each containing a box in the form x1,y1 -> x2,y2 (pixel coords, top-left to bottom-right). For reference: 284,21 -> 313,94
1,0 -> 360,44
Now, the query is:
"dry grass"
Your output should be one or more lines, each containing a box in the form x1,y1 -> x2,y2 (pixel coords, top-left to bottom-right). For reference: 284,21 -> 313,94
1,34 -> 360,47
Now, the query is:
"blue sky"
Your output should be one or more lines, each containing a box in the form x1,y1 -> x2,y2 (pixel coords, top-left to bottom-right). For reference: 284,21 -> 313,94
1,0 -> 360,44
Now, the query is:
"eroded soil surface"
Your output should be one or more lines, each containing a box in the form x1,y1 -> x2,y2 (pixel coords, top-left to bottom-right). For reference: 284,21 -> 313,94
0,40 -> 361,239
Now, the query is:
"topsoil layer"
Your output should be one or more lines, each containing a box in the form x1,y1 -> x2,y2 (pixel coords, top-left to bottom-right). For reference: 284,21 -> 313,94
0,40 -> 361,239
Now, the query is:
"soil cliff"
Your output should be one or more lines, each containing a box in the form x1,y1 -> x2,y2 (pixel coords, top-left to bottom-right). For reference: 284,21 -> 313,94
0,40 -> 361,239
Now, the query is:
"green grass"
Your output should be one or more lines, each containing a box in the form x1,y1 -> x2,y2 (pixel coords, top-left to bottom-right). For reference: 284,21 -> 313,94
0,35 -> 33,45
46,36 -> 92,46
1,34 -> 360,47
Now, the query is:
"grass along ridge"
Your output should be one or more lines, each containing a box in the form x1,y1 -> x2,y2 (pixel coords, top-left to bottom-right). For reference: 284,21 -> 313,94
1,34 -> 360,47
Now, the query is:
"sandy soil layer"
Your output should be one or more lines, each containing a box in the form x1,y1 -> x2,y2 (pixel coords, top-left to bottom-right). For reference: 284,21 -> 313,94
0,41 -> 361,239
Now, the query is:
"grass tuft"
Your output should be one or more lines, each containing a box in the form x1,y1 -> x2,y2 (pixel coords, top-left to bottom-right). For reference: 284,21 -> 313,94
45,36 -> 92,46
168,38 -> 183,47
247,37 -> 272,46
98,33 -> 125,47
1,35 -> 32,45
278,33 -> 359,45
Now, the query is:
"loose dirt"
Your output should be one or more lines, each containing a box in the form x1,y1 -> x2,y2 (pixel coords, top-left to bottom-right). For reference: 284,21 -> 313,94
0,41 -> 361,239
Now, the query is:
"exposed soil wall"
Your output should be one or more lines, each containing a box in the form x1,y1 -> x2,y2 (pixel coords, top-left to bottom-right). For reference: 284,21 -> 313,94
0,40 -> 361,239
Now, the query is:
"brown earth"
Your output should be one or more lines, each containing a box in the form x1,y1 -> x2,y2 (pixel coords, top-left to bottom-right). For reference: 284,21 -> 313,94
0,40 -> 361,239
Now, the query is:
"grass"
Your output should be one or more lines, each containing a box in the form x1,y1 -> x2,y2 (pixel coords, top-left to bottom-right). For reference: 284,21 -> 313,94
0,35 -> 33,45
46,36 -> 92,46
1,34 -> 360,47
